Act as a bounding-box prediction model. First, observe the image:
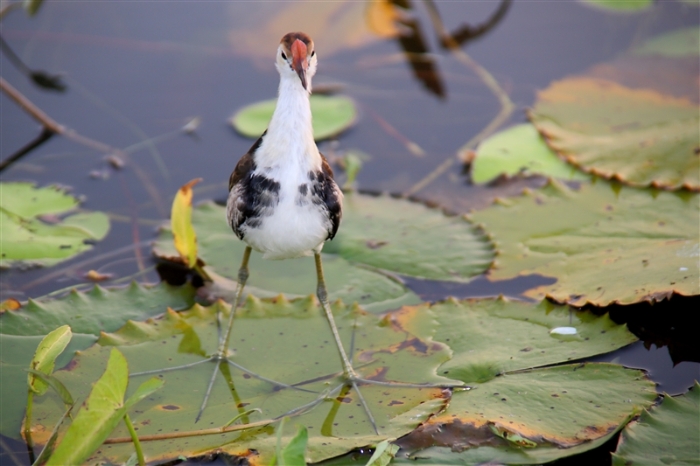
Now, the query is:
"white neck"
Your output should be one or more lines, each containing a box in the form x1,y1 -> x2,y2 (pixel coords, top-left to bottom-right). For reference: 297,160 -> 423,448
258,74 -> 319,169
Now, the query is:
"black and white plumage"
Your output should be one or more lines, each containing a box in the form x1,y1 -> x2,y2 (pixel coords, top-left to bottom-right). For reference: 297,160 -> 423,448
226,32 -> 343,260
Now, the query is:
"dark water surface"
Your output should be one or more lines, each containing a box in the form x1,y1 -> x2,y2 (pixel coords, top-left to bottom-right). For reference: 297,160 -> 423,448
1,1 -> 698,464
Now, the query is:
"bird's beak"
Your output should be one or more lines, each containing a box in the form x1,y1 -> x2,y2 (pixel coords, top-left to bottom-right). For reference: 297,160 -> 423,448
291,39 -> 308,90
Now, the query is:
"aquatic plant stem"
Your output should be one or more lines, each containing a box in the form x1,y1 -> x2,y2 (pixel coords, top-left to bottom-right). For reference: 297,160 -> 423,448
123,414 -> 145,466
23,392 -> 35,455
405,1 -> 515,196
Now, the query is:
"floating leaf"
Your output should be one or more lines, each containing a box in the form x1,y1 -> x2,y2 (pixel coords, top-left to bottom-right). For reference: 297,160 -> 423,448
154,202 -> 420,312
634,27 -> 700,58
0,182 -> 110,268
45,349 -> 162,466
171,178 -> 202,268
612,382 -> 699,465
153,195 -> 492,310
31,298 -> 455,464
323,193 -> 493,281
579,0 -> 653,12
429,297 -> 638,383
469,180 -> 699,306
231,95 -> 357,140
0,334 -> 97,438
28,325 -> 72,395
530,78 -> 699,190
470,124 -> 589,184
0,281 -> 196,337
396,363 -> 656,464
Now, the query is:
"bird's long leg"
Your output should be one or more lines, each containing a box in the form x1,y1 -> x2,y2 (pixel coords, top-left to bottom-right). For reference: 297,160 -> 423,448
314,252 -> 357,380
195,246 -> 252,422
315,252 -> 379,433
218,246 -> 252,354
314,252 -> 469,432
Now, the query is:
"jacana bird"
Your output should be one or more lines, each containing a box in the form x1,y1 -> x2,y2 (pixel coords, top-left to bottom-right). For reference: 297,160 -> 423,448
219,32 -> 461,432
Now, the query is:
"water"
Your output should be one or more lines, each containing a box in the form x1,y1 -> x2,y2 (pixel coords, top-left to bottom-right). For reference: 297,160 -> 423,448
1,1 -> 698,464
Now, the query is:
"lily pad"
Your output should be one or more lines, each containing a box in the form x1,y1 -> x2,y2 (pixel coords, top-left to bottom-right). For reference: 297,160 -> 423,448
0,333 -> 97,438
470,124 -> 589,184
0,182 -> 110,268
428,297 -> 638,383
530,77 -> 699,190
322,193 -> 494,281
634,27 -> 700,58
30,298 -> 456,464
0,282 -> 195,439
469,179 -> 700,306
612,382 -> 699,465
579,0 -> 653,12
396,363 -> 656,464
0,281 -> 196,337
153,194 -> 493,310
231,95 -> 357,140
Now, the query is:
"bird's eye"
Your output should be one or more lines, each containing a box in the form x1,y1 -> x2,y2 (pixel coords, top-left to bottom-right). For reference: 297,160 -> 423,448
281,52 -> 287,60
311,51 -> 316,57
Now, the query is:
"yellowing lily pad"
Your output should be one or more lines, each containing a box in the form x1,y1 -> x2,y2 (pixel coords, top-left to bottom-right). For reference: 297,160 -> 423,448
470,124 -> 589,184
231,95 -> 357,140
469,179 -> 700,306
396,363 -> 656,464
30,298 -> 456,464
612,382 -> 700,465
0,182 -> 110,268
530,78 -> 699,190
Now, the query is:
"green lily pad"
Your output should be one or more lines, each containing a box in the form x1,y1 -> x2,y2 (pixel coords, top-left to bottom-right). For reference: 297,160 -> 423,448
635,27 -> 700,58
0,182 -> 110,268
231,95 -> 357,140
0,282 -> 195,439
469,179 -> 700,306
530,77 -> 699,190
429,297 -> 638,383
470,124 -> 589,184
0,281 -> 196,337
579,0 -> 653,12
0,333 -> 97,438
396,363 -> 656,464
30,298 -> 456,464
154,195 -> 493,310
322,193 -> 494,281
612,382 -> 699,465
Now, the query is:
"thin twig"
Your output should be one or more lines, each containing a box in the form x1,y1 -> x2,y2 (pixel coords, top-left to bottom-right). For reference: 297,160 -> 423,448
103,418 -> 275,444
405,1 -> 515,196
0,125 -> 54,172
0,76 -> 126,169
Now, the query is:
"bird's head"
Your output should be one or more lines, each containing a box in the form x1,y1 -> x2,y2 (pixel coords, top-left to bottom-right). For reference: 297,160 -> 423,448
276,32 -> 317,92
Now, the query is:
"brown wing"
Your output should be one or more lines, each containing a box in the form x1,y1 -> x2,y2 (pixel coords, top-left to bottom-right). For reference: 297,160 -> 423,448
229,132 -> 265,192
319,153 -> 343,240
227,132 -> 266,239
